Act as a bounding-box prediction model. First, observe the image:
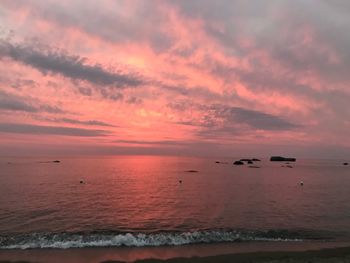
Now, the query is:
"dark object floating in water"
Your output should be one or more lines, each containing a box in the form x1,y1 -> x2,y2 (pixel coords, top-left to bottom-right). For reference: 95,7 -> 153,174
39,160 -> 61,164
80,180 -> 84,184
185,170 -> 199,173
344,162 -> 349,165
239,158 -> 259,163
179,180 -> 182,183
239,158 -> 252,162
233,161 -> 244,165
215,161 -> 228,164
300,181 -> 304,186
249,165 -> 260,168
270,156 -> 296,162
252,158 -> 261,161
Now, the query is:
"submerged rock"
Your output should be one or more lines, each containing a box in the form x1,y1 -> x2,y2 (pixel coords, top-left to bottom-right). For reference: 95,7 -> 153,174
344,162 -> 349,166
270,156 -> 296,162
52,160 -> 60,163
185,170 -> 199,173
233,161 -> 244,165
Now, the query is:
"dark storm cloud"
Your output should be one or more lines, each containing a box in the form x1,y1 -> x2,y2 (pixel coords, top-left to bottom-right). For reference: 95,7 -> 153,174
0,122 -> 109,137
0,40 -> 145,88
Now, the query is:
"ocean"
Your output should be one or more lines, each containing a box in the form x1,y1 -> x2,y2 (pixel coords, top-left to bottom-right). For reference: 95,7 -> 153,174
0,155 -> 349,250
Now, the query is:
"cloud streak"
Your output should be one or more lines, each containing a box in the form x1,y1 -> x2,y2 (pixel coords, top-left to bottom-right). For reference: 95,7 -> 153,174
0,123 -> 110,137
0,90 -> 64,113
0,90 -> 37,112
41,117 -> 116,127
0,40 -> 145,88
113,139 -> 185,146
215,106 -> 300,131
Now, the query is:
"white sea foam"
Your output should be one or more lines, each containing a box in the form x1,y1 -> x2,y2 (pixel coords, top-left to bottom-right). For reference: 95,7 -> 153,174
0,230 -> 302,249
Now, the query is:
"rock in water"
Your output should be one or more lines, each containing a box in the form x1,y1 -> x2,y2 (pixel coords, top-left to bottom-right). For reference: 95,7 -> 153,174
344,162 -> 349,166
239,159 -> 252,162
270,156 -> 296,162
233,161 -> 244,165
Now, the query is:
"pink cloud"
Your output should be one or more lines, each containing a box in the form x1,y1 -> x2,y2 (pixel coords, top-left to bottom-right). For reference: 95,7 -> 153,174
0,0 -> 349,157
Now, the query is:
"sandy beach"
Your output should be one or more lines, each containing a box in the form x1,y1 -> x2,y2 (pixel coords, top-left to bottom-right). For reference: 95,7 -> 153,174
1,241 -> 350,263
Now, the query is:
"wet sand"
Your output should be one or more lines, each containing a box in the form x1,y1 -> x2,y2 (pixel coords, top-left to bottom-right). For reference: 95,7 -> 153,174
133,246 -> 350,263
1,241 -> 350,263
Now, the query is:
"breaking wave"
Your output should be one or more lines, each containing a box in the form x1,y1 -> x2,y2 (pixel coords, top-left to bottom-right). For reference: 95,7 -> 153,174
0,229 -> 304,249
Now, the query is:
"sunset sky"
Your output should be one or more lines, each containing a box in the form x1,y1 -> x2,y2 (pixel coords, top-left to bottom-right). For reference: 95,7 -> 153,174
0,0 -> 349,158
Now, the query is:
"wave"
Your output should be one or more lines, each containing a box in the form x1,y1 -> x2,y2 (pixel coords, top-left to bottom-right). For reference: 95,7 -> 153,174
0,229 -> 305,249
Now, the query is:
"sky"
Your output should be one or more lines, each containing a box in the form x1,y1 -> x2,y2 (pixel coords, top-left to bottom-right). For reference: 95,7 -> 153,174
0,0 -> 349,158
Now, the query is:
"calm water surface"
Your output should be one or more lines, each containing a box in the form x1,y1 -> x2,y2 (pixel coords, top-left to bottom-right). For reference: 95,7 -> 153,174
0,156 -> 349,248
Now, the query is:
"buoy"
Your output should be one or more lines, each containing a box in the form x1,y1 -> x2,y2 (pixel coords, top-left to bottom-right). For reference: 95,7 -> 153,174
300,181 -> 304,186
179,180 -> 182,184
80,180 -> 84,184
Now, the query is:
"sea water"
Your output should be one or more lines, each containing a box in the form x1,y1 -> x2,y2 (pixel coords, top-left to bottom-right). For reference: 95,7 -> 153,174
0,156 -> 349,249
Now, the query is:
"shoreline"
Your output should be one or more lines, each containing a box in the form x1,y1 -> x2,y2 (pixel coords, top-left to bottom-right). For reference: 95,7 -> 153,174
1,241 -> 350,263
134,246 -> 350,263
